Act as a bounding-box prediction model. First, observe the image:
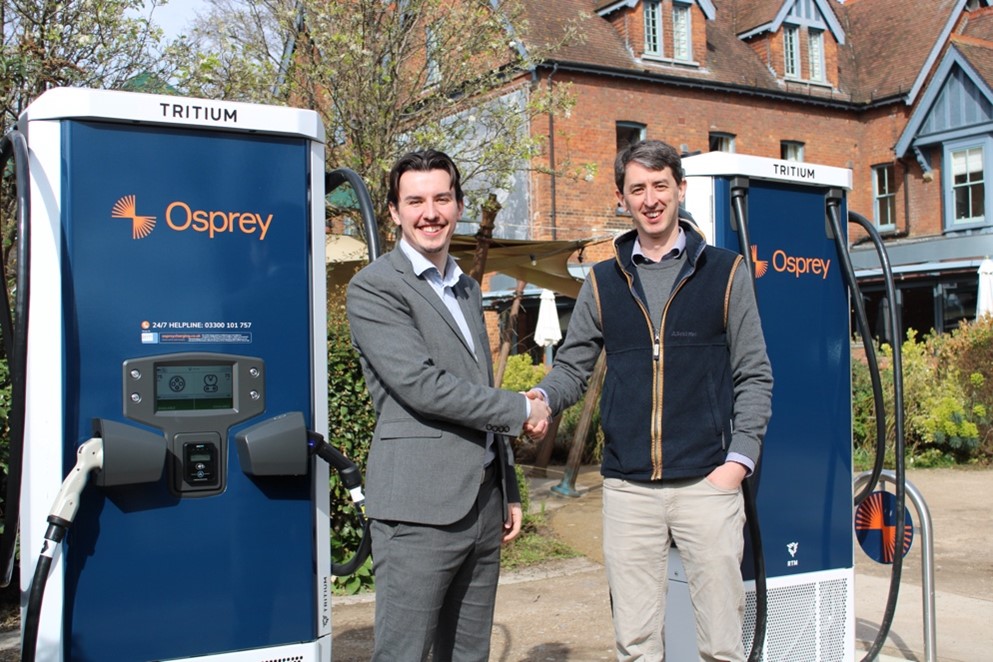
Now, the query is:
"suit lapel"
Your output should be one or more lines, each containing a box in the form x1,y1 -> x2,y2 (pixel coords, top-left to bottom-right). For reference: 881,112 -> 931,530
390,249 -> 481,363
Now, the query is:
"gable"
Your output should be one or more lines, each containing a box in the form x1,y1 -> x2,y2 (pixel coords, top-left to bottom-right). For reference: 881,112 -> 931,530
597,0 -> 716,21
738,0 -> 844,45
896,43 -> 993,158
920,67 -> 993,138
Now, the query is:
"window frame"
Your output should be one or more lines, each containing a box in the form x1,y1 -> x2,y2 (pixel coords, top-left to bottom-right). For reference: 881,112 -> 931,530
709,132 -> 735,153
808,29 -> 825,83
780,140 -> 805,162
672,2 -> 692,62
784,25 -> 800,79
944,137 -> 990,230
425,27 -> 441,86
872,163 -> 897,232
643,0 -> 663,57
616,121 -> 647,153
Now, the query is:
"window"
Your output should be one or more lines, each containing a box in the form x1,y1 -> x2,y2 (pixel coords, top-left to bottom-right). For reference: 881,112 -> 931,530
872,164 -> 896,230
672,3 -> 691,61
784,26 -> 800,78
617,121 -> 646,152
709,132 -> 735,153
644,1 -> 663,56
425,28 -> 440,86
781,141 -> 804,162
951,146 -> 985,225
808,30 -> 825,83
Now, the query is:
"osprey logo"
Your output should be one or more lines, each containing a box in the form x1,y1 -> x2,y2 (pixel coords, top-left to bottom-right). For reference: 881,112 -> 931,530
111,196 -> 274,241
750,245 -> 769,278
750,245 -> 831,280
112,195 -> 157,239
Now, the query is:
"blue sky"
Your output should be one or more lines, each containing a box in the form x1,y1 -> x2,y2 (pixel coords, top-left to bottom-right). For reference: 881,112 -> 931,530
146,0 -> 207,40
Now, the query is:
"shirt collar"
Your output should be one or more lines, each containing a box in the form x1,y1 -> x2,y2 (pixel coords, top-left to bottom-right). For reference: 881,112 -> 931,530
632,227 -> 686,264
399,237 -> 463,287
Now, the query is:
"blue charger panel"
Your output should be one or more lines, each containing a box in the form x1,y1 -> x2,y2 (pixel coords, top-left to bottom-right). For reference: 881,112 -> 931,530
60,120 -> 315,660
712,178 -> 853,580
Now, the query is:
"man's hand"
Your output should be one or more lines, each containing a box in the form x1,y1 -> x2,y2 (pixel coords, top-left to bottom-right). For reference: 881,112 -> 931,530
523,391 -> 551,440
706,461 -> 747,491
502,502 -> 523,544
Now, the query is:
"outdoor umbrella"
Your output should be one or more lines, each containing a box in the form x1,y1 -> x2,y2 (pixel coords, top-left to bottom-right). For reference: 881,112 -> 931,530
977,258 -> 993,320
534,289 -> 562,365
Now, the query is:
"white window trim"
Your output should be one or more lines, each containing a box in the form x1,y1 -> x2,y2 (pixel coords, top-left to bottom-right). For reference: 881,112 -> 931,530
672,3 -> 691,62
710,132 -> 735,153
616,121 -> 647,151
808,29 -> 825,83
644,0 -> 663,57
944,137 -> 991,230
426,27 -> 441,86
784,26 -> 800,79
781,140 -> 804,162
872,164 -> 897,231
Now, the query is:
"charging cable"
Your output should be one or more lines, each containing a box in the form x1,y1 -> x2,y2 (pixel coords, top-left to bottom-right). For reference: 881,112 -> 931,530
307,432 -> 371,577
22,437 -> 104,662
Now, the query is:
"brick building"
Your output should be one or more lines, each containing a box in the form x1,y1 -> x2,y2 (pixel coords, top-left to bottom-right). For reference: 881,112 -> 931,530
480,0 -> 993,356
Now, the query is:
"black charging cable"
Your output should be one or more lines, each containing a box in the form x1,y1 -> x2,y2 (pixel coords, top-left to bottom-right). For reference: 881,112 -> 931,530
0,128 -> 32,589
307,432 -> 372,577
728,182 -> 768,662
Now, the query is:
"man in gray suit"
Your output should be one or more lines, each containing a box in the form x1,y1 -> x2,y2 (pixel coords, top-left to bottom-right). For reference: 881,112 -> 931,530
346,149 -> 552,662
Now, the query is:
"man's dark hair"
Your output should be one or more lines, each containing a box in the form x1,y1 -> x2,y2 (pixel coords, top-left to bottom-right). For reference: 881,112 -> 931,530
614,140 -> 684,191
387,149 -> 464,208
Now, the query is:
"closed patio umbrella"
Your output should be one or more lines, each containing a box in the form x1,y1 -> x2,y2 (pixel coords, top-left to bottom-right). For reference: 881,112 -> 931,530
534,289 -> 562,366
977,258 -> 993,320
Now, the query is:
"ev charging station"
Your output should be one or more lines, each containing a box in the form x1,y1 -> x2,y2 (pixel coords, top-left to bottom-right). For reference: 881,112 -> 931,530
671,152 -> 857,661
13,87 -> 337,661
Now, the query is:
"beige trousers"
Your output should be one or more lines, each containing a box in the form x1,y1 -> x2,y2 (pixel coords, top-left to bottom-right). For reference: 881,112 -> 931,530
602,476 -> 746,662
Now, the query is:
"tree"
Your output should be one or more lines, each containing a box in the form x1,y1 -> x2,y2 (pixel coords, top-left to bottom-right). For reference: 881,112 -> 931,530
0,0 -> 166,549
1,0 -> 167,265
165,0 -> 584,248
1,0 -> 167,134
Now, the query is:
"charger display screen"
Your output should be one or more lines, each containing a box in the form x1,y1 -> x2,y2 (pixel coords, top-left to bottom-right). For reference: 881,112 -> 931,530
155,363 -> 234,411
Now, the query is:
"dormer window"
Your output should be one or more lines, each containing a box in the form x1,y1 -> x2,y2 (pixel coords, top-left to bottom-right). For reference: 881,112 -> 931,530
672,3 -> 692,61
642,0 -> 695,63
644,1 -> 663,56
808,30 -> 825,82
784,26 -> 800,78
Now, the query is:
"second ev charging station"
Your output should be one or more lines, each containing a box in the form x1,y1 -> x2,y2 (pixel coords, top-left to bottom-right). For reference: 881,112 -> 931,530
672,153 -> 856,661
14,87 -> 340,661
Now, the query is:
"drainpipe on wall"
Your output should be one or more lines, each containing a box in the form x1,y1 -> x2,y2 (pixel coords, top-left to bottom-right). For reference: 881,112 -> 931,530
547,63 -> 559,241
903,158 -> 912,236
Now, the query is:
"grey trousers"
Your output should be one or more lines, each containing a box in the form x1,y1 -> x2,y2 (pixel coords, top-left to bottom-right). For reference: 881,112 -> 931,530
370,473 -> 503,662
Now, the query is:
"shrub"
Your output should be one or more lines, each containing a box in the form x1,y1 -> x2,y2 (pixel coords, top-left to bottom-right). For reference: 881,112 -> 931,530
932,316 -> 993,460
499,353 -> 547,392
327,289 -> 377,594
852,326 -> 989,467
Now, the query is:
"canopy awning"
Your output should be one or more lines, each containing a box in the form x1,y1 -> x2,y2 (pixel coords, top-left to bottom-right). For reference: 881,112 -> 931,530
327,234 -> 611,298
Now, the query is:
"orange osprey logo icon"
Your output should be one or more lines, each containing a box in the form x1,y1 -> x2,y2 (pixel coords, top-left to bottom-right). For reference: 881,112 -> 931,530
112,195 -> 157,239
750,245 -> 769,278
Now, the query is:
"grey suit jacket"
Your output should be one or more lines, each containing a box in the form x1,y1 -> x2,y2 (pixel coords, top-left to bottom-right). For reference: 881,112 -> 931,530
346,247 -> 525,526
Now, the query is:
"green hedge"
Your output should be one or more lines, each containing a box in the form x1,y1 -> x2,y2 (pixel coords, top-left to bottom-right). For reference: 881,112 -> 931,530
326,294 -> 376,594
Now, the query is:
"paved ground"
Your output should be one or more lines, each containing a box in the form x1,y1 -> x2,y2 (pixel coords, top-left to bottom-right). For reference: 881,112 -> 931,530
2,465 -> 989,661
333,465 -> 992,662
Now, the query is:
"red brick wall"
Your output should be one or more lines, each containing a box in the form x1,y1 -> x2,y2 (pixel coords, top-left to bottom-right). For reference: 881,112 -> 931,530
525,62 -> 944,262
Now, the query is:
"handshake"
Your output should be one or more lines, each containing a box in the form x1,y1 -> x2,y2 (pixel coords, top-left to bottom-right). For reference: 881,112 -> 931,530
522,389 -> 552,441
